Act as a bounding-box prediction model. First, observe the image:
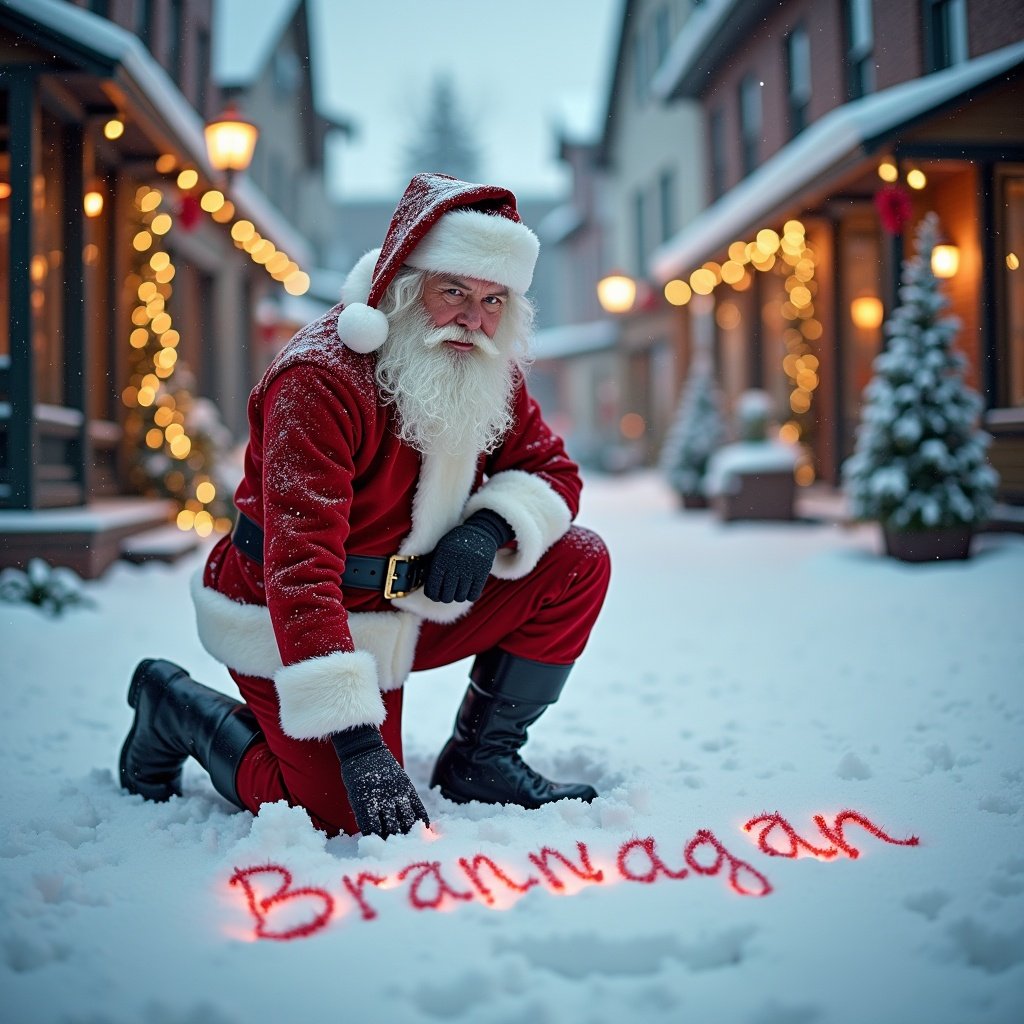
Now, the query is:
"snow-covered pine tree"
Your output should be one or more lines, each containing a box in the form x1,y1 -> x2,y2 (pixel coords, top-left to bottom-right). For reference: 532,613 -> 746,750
658,352 -> 725,503
842,212 -> 998,536
403,75 -> 481,183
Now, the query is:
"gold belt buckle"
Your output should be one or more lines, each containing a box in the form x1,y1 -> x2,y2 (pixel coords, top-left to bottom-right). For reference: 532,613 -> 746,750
384,553 -> 421,600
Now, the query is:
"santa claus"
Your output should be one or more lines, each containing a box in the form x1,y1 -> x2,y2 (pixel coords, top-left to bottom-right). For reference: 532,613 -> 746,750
119,173 -> 611,839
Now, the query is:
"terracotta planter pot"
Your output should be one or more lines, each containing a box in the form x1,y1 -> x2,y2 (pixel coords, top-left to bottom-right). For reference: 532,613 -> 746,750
882,526 -> 974,563
713,470 -> 795,522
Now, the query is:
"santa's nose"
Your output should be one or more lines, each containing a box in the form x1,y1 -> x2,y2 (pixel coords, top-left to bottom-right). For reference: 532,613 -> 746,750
456,307 -> 482,331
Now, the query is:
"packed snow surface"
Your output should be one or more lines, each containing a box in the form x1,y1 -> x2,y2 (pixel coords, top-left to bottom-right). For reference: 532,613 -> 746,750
2,471 -> 1022,1023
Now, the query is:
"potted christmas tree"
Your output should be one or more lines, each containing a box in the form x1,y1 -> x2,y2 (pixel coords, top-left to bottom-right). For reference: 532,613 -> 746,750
705,389 -> 798,521
842,213 -> 999,562
659,353 -> 726,508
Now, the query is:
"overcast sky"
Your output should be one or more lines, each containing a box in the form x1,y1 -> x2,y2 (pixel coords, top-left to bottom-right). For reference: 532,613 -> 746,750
310,0 -> 623,200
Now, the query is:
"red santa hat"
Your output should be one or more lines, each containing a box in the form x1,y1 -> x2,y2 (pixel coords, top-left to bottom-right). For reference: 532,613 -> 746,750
337,172 -> 540,354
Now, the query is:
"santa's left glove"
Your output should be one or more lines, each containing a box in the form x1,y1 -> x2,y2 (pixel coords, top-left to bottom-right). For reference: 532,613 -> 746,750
332,725 -> 429,839
424,509 -> 514,603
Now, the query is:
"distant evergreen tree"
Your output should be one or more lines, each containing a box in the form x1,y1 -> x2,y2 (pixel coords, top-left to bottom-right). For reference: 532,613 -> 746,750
659,353 -> 726,499
403,74 -> 481,182
842,212 -> 998,531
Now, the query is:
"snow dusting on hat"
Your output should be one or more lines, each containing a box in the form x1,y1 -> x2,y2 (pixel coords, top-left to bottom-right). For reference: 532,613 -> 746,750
336,173 -> 539,354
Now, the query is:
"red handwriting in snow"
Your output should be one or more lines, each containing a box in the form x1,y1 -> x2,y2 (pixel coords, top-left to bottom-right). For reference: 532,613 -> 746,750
227,809 -> 918,941
228,827 -> 767,941
743,809 -> 920,860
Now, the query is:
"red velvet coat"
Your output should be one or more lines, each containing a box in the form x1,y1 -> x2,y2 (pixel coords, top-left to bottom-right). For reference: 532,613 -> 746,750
193,303 -> 580,740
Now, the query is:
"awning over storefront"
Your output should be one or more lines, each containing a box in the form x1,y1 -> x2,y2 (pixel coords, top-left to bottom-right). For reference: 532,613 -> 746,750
533,320 -> 617,360
1,0 -> 313,265
650,40 -> 1024,284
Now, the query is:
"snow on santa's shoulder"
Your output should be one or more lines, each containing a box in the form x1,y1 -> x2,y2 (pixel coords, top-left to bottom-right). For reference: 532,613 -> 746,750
1,470 -> 1022,1023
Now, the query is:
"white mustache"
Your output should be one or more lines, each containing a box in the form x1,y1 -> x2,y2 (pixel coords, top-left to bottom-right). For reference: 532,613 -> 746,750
422,324 -> 500,358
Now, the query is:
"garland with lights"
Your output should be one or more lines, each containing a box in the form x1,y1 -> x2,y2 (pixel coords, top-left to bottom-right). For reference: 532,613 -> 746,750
663,220 -> 819,484
120,158 -> 315,535
121,184 -> 234,536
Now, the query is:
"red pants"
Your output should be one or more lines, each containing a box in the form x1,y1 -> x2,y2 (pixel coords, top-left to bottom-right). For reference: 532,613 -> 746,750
230,526 -> 610,835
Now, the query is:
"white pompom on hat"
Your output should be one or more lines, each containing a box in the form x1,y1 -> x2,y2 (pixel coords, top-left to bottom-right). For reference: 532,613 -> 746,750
336,173 -> 540,354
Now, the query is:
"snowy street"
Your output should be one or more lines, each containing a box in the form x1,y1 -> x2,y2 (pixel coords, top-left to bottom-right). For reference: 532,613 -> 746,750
2,470 -> 1023,1023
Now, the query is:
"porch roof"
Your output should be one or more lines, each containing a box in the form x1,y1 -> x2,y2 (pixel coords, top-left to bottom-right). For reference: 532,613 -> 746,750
650,41 -> 1024,284
1,0 -> 313,265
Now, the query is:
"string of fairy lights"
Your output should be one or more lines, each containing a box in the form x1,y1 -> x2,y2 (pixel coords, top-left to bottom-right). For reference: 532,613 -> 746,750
661,219 -> 819,485
120,151 -> 312,534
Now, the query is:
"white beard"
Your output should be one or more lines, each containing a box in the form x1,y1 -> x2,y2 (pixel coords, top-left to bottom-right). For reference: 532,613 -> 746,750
375,302 -> 519,456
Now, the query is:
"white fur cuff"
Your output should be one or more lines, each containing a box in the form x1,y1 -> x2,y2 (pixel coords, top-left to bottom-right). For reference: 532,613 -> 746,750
274,650 -> 384,740
463,470 -> 572,579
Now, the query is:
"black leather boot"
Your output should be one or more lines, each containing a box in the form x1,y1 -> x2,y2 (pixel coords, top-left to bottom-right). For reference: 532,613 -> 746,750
119,658 -> 262,807
430,648 -> 597,808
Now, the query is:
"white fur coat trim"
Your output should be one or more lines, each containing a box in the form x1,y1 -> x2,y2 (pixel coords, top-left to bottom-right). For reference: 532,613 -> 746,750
191,571 -> 418,689
463,470 -> 571,578
340,248 -> 382,306
390,445 -> 479,623
274,649 -> 384,739
405,210 -> 539,294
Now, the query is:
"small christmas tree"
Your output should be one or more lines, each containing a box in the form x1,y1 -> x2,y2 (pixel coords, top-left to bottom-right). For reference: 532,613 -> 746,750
659,353 -> 726,503
843,212 -> 998,541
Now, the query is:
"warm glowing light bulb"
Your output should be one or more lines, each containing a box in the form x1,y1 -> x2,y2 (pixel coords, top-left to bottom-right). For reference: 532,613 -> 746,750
850,296 -> 884,330
689,268 -> 716,295
906,168 -> 927,190
177,168 -> 199,190
664,280 -> 692,306
196,481 -> 217,504
83,190 -> 104,217
877,161 -> 898,182
596,273 -> 636,313
1008,253 -> 1020,271
104,118 -> 125,140
284,271 -> 311,296
200,190 -> 225,213
931,244 -> 960,279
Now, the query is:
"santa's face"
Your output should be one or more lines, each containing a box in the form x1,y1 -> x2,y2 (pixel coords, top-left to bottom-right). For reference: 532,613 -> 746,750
375,273 -> 522,456
418,274 -> 508,356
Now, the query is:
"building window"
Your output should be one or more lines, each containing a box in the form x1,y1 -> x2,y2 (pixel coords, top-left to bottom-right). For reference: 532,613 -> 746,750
739,75 -> 762,178
632,31 -> 648,104
658,169 -> 675,244
709,106 -> 727,199
924,0 -> 969,72
168,0 -> 184,83
634,188 -> 648,277
997,170 -> 1024,408
136,0 -> 154,51
195,28 -> 211,117
786,24 -> 812,136
653,5 -> 671,70
844,0 -> 875,99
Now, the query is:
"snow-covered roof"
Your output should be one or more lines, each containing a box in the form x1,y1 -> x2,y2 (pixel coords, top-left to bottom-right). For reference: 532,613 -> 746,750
649,0 -> 739,101
651,41 -> 1024,283
3,0 -> 312,265
213,0 -> 299,86
536,204 -> 585,245
532,319 -> 617,360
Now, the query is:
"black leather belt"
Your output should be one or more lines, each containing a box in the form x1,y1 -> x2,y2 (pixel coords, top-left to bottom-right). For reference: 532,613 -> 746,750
231,513 -> 427,600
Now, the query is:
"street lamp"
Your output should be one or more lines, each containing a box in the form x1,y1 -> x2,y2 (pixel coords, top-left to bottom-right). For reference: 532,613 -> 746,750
204,103 -> 259,183
596,271 -> 637,314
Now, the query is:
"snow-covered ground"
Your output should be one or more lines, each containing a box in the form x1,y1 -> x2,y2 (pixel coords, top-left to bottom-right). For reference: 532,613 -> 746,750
2,471 -> 1022,1023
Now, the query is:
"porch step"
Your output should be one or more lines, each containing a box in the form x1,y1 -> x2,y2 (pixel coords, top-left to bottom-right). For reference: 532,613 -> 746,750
119,524 -> 201,565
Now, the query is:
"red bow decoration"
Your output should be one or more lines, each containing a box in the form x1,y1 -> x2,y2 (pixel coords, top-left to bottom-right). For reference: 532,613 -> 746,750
874,184 -> 913,236
178,192 -> 202,232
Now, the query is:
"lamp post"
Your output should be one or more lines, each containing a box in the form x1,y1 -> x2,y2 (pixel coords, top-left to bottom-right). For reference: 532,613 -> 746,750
204,103 -> 259,185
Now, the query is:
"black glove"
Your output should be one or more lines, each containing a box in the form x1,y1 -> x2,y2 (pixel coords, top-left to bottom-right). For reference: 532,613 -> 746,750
423,509 -> 514,604
332,725 -> 429,839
